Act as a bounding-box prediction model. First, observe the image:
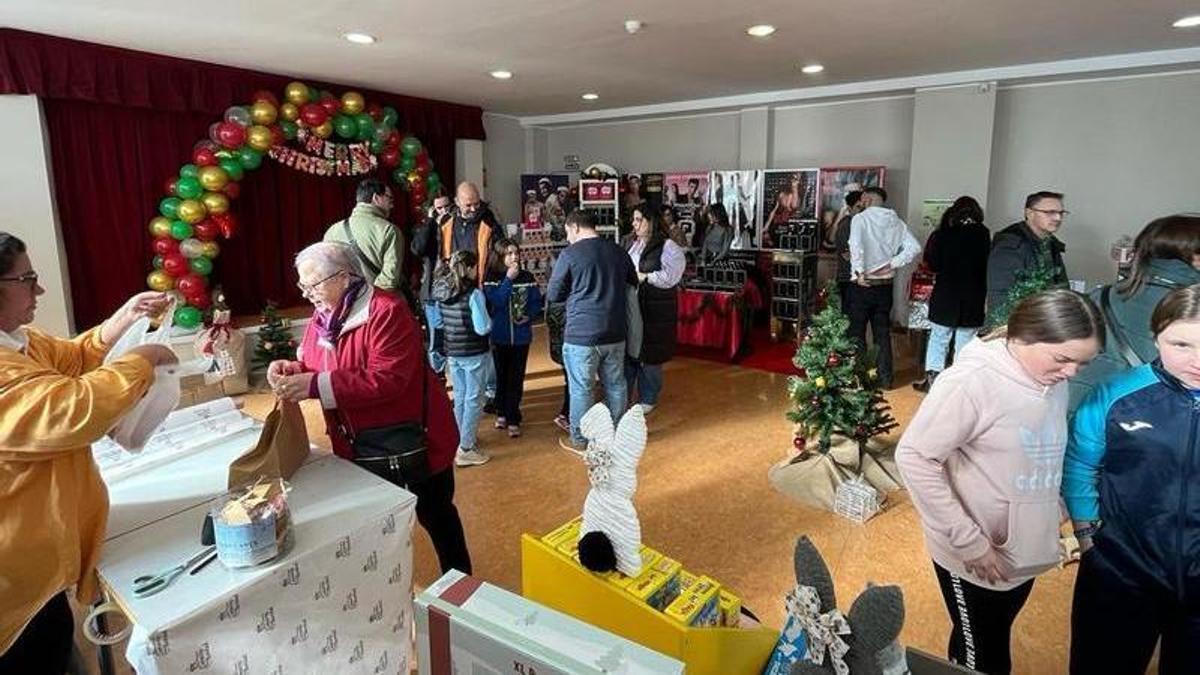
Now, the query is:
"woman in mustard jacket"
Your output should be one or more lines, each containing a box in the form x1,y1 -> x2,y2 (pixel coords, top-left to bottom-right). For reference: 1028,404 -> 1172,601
0,233 -> 177,672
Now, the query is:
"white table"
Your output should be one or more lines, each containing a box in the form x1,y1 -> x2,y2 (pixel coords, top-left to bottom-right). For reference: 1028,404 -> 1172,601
96,402 -> 418,674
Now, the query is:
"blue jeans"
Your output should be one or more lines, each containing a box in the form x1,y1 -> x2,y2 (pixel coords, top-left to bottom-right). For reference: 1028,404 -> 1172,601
447,353 -> 488,450
562,342 -> 627,445
423,302 -> 446,374
925,322 -> 978,372
483,349 -> 496,399
624,357 -> 664,406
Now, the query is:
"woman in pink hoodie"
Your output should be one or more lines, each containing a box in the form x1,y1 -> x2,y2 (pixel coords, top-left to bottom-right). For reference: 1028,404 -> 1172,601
897,289 -> 1104,675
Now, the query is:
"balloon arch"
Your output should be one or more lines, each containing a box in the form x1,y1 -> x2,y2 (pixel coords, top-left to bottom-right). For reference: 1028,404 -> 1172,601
144,80 -> 440,328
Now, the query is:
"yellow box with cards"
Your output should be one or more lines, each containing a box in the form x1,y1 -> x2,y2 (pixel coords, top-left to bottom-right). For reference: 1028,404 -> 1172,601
718,590 -> 742,627
624,555 -> 682,610
664,575 -> 721,627
541,517 -> 581,549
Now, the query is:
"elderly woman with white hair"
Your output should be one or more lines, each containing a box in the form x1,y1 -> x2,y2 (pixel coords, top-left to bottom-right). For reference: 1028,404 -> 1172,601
267,241 -> 472,574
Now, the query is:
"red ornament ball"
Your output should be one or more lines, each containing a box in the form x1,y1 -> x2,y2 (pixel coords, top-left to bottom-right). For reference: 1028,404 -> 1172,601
827,353 -> 841,367
792,436 -> 806,450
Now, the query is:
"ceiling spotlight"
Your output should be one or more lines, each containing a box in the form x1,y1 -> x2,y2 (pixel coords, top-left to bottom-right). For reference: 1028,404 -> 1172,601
581,93 -> 600,101
1173,15 -> 1200,28
342,32 -> 377,44
746,24 -> 776,38
625,19 -> 643,35
490,70 -> 514,80
801,64 -> 825,74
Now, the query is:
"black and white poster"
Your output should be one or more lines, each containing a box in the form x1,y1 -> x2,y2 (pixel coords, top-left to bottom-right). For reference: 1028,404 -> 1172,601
709,170 -> 763,250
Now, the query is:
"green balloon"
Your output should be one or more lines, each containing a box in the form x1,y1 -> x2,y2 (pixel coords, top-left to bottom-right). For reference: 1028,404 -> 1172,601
174,306 -> 203,329
179,164 -> 200,179
426,173 -> 441,191
398,155 -> 416,173
153,255 -> 164,269
218,158 -> 244,181
238,147 -> 263,170
307,86 -> 320,102
188,257 -> 213,275
370,138 -> 386,154
170,220 -> 194,240
400,135 -> 422,158
175,177 -> 203,199
382,106 -> 399,127
159,197 -> 182,218
373,124 -> 391,143
392,168 -> 410,186
355,114 -> 375,141
279,120 -> 298,140
333,115 -> 357,139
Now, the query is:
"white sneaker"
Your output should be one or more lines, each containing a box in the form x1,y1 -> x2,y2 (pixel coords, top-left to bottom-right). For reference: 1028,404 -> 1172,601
639,403 -> 656,415
455,447 -> 491,467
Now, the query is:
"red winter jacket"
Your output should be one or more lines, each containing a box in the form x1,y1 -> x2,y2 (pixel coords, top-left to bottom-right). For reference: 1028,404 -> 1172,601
298,288 -> 458,475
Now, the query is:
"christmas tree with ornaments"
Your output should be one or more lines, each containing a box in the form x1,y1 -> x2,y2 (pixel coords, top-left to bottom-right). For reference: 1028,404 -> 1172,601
252,302 -> 297,368
786,286 -> 897,458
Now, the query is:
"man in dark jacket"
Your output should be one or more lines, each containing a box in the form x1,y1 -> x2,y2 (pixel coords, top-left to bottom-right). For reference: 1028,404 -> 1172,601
439,182 -> 497,284
411,193 -> 452,373
986,191 -> 1069,318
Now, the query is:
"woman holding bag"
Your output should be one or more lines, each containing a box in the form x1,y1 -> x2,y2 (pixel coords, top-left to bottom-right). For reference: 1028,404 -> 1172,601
0,232 -> 178,670
268,241 -> 471,574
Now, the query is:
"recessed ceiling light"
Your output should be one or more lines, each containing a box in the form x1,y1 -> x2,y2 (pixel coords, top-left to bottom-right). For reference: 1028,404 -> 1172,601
1173,15 -> 1200,28
581,93 -> 599,101
342,32 -> 377,44
746,24 -> 776,38
490,70 -> 514,80
801,64 -> 825,74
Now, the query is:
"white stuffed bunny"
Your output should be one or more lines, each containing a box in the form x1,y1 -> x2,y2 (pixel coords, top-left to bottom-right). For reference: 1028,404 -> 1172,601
573,402 -> 647,577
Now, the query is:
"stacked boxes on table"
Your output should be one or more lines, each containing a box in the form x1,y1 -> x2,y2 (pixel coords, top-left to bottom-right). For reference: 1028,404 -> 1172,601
522,519 -> 777,674
770,250 -> 819,339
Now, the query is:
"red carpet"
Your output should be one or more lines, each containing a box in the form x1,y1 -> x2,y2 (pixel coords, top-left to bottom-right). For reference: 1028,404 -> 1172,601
678,327 -> 801,376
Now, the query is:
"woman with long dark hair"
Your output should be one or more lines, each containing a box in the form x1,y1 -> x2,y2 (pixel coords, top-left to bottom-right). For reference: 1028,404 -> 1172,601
624,206 -> 684,413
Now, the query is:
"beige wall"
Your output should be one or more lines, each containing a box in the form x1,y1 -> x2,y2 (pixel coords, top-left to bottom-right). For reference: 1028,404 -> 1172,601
0,95 -> 74,335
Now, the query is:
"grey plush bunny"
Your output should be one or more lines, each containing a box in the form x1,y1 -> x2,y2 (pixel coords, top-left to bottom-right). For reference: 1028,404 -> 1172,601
789,536 -> 908,675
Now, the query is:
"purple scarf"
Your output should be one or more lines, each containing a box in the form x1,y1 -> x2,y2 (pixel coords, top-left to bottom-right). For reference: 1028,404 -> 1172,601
313,278 -> 366,345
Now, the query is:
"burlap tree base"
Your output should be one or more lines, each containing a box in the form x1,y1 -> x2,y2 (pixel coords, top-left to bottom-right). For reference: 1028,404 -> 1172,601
768,436 -> 903,512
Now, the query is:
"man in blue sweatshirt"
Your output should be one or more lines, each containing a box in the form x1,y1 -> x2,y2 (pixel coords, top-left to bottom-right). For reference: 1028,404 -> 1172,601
547,210 -> 639,450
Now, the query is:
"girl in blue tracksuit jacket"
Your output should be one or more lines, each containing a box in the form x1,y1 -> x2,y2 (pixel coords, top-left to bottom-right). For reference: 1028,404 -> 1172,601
484,238 -> 543,437
1062,283 -> 1200,675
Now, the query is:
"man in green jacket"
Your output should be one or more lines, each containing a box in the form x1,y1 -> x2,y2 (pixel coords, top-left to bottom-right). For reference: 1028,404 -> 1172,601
324,178 -> 405,291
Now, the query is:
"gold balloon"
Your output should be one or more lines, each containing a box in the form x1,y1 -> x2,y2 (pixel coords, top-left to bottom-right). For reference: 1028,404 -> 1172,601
406,170 -> 422,187
250,100 -> 277,125
198,166 -> 229,192
284,81 -> 309,106
200,192 -> 229,214
313,120 -> 333,138
147,270 -> 174,292
177,199 -> 207,224
280,102 -> 299,121
341,91 -> 365,115
201,241 -> 221,258
149,216 -> 172,238
246,125 -> 273,151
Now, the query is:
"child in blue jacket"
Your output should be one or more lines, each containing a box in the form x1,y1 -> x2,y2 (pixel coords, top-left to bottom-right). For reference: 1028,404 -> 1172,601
484,238 -> 543,437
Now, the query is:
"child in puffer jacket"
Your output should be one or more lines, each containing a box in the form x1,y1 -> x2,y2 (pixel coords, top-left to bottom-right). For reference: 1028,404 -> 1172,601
483,238 -> 543,437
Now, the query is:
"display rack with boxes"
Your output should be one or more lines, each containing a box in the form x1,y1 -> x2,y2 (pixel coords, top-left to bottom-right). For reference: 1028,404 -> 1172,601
770,251 -> 818,340
578,178 -> 620,242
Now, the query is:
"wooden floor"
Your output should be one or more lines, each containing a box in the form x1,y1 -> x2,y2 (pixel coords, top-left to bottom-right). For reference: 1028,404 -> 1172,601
79,328 -> 1076,674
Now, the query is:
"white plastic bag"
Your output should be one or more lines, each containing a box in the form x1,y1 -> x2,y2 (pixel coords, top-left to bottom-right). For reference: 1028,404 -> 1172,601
104,310 -> 210,452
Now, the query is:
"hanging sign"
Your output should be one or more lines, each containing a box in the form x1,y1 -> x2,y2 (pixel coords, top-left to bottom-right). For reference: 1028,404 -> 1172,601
268,128 -> 378,177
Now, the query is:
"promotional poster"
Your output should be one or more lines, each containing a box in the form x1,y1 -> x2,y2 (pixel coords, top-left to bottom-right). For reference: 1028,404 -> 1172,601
816,166 -> 886,251
664,172 -> 710,247
709,170 -> 763,250
520,174 -> 573,232
761,169 -> 818,250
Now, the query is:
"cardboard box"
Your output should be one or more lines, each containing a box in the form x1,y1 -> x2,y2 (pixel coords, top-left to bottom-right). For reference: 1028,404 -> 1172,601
664,576 -> 721,627
718,590 -> 742,627
416,570 -> 684,675
625,555 -> 682,610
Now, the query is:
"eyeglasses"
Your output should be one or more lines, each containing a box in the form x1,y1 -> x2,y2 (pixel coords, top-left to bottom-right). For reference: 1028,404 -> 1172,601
0,271 -> 38,288
1029,208 -> 1070,217
297,270 -> 343,295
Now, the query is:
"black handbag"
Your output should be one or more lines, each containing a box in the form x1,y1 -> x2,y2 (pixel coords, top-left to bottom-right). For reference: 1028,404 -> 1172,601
338,362 -> 431,486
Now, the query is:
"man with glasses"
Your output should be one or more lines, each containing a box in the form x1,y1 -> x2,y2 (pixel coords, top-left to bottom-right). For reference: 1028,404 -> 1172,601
412,193 -> 453,373
323,177 -> 405,292
439,182 -> 497,285
986,191 -> 1070,313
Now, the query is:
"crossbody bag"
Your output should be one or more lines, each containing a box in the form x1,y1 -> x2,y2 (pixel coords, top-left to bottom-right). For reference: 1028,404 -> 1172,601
336,358 -> 431,486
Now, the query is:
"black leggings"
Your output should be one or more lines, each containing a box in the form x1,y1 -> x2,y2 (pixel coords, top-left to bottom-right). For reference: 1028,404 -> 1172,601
0,592 -> 73,674
409,469 -> 472,575
933,563 -> 1034,675
492,344 -> 530,425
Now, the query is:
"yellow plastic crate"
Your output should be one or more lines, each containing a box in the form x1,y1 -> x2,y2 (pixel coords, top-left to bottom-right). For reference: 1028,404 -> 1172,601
521,534 -> 777,675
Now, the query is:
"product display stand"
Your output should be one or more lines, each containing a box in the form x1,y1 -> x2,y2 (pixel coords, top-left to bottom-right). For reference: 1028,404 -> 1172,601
578,178 -> 621,242
770,251 -> 818,341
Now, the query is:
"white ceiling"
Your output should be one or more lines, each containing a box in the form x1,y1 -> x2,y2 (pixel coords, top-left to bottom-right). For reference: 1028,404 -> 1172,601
4,0 -> 1200,116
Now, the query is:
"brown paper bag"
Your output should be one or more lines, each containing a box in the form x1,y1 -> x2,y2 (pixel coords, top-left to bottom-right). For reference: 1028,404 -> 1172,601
228,399 -> 310,488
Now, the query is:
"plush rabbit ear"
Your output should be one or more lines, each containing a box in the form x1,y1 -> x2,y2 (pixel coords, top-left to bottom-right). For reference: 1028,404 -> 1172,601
793,536 -> 837,612
579,402 -> 616,447
846,584 -> 905,654
612,405 -> 647,467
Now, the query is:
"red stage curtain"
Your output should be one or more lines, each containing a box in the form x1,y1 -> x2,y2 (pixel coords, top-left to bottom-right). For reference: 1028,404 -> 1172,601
0,29 -> 485,328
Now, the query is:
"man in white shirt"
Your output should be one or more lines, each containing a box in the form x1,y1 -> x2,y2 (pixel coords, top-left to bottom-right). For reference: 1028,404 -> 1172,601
846,187 -> 922,388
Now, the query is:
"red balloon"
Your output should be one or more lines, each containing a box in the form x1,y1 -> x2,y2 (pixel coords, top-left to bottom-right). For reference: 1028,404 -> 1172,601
193,146 -> 218,166
251,90 -> 279,107
193,219 -> 220,241
366,103 -> 383,122
216,122 -> 246,149
152,237 -> 180,256
222,182 -> 241,199
177,273 -> 208,296
164,177 -> 179,195
269,124 -> 286,147
410,185 -> 427,204
380,147 -> 400,168
300,103 -> 328,127
211,212 -> 238,239
319,95 -> 340,117
186,291 -> 212,310
385,130 -> 401,149
162,253 -> 189,277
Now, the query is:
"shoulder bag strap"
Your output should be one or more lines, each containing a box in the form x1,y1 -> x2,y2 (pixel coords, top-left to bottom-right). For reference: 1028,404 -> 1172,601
342,218 -> 382,279
1101,285 -> 1143,368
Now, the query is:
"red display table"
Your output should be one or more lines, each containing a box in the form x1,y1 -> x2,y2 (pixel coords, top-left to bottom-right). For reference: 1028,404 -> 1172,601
676,282 -> 763,361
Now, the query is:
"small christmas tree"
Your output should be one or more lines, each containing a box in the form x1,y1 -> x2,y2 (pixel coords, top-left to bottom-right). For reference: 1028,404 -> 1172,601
786,285 -> 898,458
252,302 -> 297,368
984,240 -> 1065,329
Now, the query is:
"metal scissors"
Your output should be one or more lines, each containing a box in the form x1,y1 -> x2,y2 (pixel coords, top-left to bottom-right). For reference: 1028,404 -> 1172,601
131,546 -> 216,598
